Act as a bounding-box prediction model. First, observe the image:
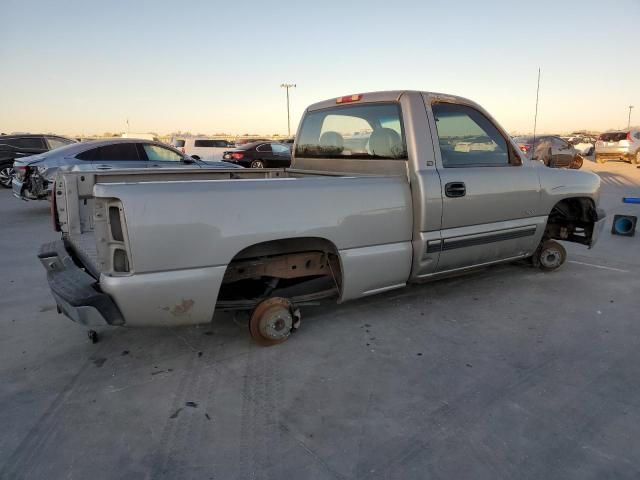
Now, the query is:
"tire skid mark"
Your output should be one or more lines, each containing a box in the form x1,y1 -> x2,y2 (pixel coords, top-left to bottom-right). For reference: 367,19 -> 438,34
238,347 -> 284,480
0,347 -> 105,479
149,346 -> 201,479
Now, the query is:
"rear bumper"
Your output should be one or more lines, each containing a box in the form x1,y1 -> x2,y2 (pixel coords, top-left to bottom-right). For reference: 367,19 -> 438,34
12,174 -> 50,200
589,208 -> 607,248
38,240 -> 125,326
595,151 -> 632,161
11,178 -> 25,199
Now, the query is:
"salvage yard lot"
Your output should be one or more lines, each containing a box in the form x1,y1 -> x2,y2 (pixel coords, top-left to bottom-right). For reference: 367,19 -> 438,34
1,160 -> 639,479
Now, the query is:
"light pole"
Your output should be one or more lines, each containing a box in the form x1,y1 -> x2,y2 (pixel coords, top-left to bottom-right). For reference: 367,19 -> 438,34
628,105 -> 634,129
280,83 -> 296,137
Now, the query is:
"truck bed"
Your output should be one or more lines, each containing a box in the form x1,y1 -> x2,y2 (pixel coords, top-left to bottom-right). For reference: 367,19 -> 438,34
56,167 -> 291,275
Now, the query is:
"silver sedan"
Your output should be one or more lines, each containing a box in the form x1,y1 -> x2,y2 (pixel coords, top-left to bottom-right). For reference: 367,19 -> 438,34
12,138 -> 242,200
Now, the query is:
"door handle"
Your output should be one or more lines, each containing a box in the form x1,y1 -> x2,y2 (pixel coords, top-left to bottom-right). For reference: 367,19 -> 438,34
95,164 -> 113,170
445,182 -> 466,198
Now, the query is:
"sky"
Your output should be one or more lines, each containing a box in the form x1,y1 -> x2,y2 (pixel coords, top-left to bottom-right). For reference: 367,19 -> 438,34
1,0 -> 638,136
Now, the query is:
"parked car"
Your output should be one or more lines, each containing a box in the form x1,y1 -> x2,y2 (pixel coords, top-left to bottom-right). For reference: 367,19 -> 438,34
171,137 -> 233,161
513,135 -> 583,169
0,134 -> 76,188
595,129 -> 640,164
12,138 -> 241,200
222,141 -> 292,168
41,90 -> 605,347
568,136 -> 597,156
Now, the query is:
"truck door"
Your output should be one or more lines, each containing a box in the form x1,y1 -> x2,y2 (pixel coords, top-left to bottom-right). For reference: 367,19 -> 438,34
426,99 -> 544,273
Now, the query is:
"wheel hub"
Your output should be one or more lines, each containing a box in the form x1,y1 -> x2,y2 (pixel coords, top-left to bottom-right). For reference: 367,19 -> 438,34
259,307 -> 293,340
541,248 -> 562,269
249,297 -> 294,345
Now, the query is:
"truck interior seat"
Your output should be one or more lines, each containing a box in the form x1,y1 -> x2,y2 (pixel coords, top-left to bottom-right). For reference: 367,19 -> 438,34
369,128 -> 402,158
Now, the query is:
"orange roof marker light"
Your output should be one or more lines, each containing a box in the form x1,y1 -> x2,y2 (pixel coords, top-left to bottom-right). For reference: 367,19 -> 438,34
336,94 -> 362,104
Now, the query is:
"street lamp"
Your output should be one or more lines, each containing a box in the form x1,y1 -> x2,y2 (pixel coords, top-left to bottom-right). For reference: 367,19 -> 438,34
280,83 -> 296,137
628,105 -> 634,129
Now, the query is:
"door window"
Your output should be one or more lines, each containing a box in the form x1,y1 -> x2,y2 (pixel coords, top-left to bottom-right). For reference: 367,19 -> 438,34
256,143 -> 272,153
272,143 -> 290,154
551,137 -> 569,149
47,137 -> 74,150
76,143 -> 141,161
432,103 -> 515,167
194,139 -> 216,148
143,144 -> 183,162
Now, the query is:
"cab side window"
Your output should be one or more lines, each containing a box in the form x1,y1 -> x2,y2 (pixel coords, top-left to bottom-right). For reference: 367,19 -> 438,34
432,103 -> 517,167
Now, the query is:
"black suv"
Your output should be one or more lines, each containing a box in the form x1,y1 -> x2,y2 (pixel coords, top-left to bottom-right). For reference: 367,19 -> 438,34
0,134 -> 76,188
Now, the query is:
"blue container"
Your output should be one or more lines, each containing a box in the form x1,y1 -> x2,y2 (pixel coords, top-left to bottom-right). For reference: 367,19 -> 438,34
611,214 -> 637,237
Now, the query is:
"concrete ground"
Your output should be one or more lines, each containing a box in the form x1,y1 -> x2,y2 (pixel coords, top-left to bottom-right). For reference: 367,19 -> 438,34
1,159 -> 639,480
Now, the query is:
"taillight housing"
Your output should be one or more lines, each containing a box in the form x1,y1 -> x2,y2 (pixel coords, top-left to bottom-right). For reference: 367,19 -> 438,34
519,145 -> 531,153
51,179 -> 61,232
14,165 -> 28,180
627,132 -> 632,142
231,152 -> 244,160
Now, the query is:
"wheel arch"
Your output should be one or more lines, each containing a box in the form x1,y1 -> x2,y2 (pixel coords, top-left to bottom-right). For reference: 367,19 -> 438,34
220,236 -> 344,300
545,196 -> 599,246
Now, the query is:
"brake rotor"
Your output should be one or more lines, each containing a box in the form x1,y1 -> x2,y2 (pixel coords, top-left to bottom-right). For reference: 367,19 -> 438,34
249,297 -> 294,346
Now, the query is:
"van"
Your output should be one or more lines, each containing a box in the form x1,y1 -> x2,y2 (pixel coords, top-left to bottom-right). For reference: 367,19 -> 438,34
172,138 -> 233,161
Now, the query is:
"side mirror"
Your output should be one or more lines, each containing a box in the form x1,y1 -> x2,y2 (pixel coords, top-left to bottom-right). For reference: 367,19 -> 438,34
183,157 -> 195,164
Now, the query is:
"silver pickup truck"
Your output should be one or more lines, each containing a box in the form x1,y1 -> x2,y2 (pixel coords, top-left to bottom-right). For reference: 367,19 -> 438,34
41,90 -> 606,345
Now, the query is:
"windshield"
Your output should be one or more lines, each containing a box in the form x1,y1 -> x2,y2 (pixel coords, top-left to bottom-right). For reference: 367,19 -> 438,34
599,132 -> 628,142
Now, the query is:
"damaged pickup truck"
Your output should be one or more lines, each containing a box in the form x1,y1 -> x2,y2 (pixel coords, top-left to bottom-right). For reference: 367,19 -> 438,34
40,90 -> 606,345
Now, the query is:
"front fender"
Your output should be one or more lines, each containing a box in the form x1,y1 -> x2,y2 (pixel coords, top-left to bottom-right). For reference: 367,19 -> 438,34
539,168 -> 601,210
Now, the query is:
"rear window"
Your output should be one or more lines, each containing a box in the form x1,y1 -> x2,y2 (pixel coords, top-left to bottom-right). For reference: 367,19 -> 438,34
599,132 -> 628,142
295,103 -> 407,160
173,139 -> 185,148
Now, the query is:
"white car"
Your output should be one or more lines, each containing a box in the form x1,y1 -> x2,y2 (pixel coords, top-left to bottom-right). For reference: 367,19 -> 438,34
172,137 -> 233,161
569,136 -> 596,156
